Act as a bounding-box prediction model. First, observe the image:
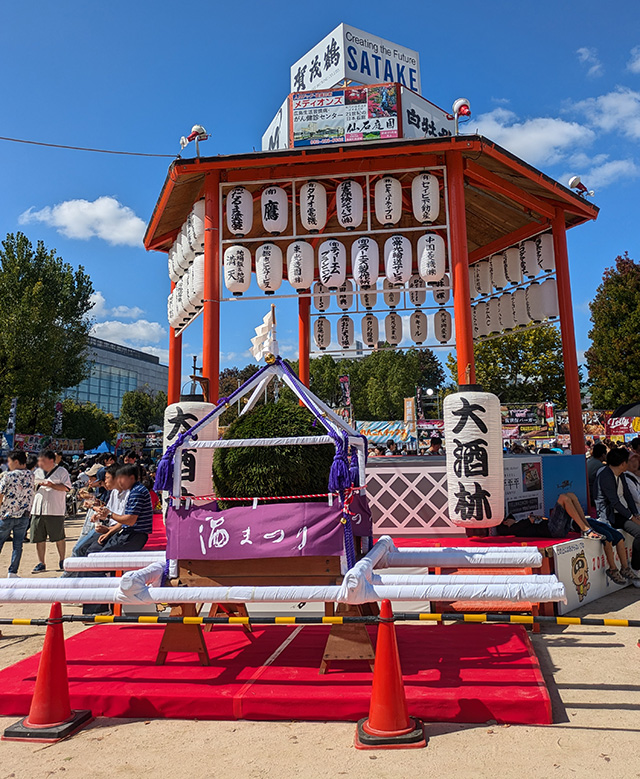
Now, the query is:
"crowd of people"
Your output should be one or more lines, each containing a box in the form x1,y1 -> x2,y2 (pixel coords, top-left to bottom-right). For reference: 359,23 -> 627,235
0,449 -> 158,580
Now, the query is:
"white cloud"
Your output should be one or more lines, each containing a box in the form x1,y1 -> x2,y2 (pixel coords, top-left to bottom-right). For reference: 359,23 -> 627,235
628,46 -> 640,74
111,304 -> 145,319
572,87 -> 640,139
19,196 -> 145,247
473,108 -> 595,166
582,157 -> 639,188
91,319 -> 165,345
576,47 -> 603,77
89,291 -> 108,318
139,346 -> 170,364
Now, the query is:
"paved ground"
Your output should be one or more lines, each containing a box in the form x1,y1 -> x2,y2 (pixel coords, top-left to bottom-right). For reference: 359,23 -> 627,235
0,516 -> 639,779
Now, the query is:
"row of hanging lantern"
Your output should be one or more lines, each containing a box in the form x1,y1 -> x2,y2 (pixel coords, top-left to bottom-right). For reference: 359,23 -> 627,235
313,309 -> 453,351
312,274 -> 451,312
168,200 -> 205,283
472,277 -> 559,339
224,172 -> 442,238
469,233 -> 555,298
223,232 -> 447,296
167,255 -> 205,331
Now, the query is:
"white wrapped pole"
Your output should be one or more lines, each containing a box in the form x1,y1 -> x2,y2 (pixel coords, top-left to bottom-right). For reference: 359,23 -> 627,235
384,546 -> 543,568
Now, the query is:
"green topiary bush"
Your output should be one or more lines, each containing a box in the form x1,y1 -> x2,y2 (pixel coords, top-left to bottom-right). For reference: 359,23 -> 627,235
212,400 -> 335,506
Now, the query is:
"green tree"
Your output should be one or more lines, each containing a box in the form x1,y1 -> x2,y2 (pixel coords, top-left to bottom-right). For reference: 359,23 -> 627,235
446,324 -> 570,404
60,398 -> 117,449
217,365 -> 261,426
586,252 -> 640,408
0,232 -> 94,431
119,386 -> 167,432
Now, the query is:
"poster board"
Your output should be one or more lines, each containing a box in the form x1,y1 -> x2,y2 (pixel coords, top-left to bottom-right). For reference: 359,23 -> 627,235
541,454 -> 587,516
503,455 -> 544,520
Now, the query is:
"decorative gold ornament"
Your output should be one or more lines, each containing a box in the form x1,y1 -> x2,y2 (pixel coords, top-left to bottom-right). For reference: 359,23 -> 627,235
265,352 -> 276,365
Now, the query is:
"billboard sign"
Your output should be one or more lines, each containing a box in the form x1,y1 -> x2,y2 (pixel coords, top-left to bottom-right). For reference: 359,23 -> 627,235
261,96 -> 290,151
399,87 -> 453,139
290,23 -> 421,94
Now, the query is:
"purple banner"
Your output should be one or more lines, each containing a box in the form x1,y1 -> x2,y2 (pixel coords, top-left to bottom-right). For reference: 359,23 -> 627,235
166,498 -> 372,561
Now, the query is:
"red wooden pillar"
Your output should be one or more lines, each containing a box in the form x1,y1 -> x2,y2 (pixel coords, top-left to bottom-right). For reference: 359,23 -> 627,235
298,293 -> 311,387
203,172 -> 221,402
445,150 -> 476,385
552,208 -> 585,455
167,282 -> 182,404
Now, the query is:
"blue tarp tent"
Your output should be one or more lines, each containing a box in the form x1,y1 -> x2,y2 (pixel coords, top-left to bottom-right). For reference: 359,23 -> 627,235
84,440 -> 115,455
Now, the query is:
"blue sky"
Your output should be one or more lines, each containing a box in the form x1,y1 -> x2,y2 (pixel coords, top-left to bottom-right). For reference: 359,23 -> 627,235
1,0 -> 639,386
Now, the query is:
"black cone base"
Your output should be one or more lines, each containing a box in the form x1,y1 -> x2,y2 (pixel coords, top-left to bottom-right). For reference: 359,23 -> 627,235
355,717 -> 427,750
2,709 -> 93,743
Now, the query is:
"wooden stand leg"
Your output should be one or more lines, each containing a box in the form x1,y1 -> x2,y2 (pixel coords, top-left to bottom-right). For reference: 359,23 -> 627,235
156,604 -> 210,666
319,602 -> 377,674
204,603 -> 252,634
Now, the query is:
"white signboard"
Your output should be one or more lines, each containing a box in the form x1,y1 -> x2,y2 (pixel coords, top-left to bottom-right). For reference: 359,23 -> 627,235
290,23 -> 421,95
503,456 -> 544,520
400,87 -> 453,139
261,97 -> 290,151
553,535 -> 632,614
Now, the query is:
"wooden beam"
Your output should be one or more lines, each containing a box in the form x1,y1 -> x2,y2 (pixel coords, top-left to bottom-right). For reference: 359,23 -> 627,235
464,159 -> 555,220
468,221 -> 551,264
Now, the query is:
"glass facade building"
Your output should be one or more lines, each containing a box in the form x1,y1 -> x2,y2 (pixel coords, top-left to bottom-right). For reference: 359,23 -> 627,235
66,337 -> 169,417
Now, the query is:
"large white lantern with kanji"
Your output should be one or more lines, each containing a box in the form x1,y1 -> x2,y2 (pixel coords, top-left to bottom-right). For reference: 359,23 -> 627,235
168,245 -> 180,282
383,279 -> 402,308
255,242 -> 283,295
418,232 -> 446,283
540,277 -> 559,319
411,172 -> 440,223
226,187 -> 253,237
261,185 -> 288,234
410,310 -> 428,344
475,301 -> 488,338
408,274 -> 426,306
434,309 -> 452,343
504,247 -> 522,286
487,297 -> 501,334
188,199 -> 205,252
287,241 -> 314,290
337,315 -> 354,349
318,239 -> 347,289
180,227 -> 195,269
374,175 -> 402,226
299,180 -> 328,233
519,240 -> 538,279
336,179 -> 364,229
512,287 -> 530,326
223,245 -> 251,296
385,311 -> 403,345
182,267 -> 197,317
469,266 -> 478,299
313,282 -> 330,312
490,252 -> 508,290
352,236 -> 379,289
360,287 -> 378,310
190,254 -> 205,311
384,234 -> 412,284
535,233 -> 555,273
444,388 -> 504,528
474,260 -> 492,296
361,313 -> 379,347
498,292 -> 516,331
314,316 -> 330,350
337,279 -> 354,310
432,274 -> 450,306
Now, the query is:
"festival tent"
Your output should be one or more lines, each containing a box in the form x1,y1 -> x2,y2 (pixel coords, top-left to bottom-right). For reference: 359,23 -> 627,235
84,440 -> 115,455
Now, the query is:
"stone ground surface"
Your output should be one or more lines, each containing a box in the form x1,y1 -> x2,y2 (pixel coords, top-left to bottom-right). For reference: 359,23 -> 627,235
0,516 -> 639,779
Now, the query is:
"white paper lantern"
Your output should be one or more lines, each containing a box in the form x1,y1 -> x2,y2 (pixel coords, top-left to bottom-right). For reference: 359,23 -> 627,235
535,233 -> 555,273
385,311 -> 403,345
313,282 -> 330,312
255,242 -> 283,295
417,232 -> 446,283
180,228 -> 195,269
471,304 -> 482,340
361,313 -> 379,347
168,246 -> 180,282
383,278 -> 402,308
374,175 -> 402,226
287,241 -> 314,290
191,254 -> 204,310
337,279 -> 354,310
384,234 -> 412,284
299,180 -> 328,232
432,273 -> 450,305
525,282 -> 543,323
519,240 -> 538,279
167,293 -> 178,329
498,292 -> 516,331
164,401 -> 217,504
314,316 -> 330,350
474,260 -> 492,296
475,301 -> 488,338
318,239 -> 347,288
434,309 -> 452,343
443,389 -> 505,528
336,179 -> 364,229
487,297 -> 501,334
226,187 -> 253,237
469,266 -> 478,299
411,172 -> 440,224
174,236 -> 189,273
337,315 -> 354,350
490,252 -> 508,290
408,274 -> 426,306
223,245 -> 251,296
504,247 -> 522,286
182,267 -> 197,316
410,310 -> 428,344
540,277 -> 559,319
352,236 -> 379,289
360,287 -> 378,310
261,185 -> 288,234
512,287 -> 530,326
172,278 -> 186,326
188,199 -> 205,251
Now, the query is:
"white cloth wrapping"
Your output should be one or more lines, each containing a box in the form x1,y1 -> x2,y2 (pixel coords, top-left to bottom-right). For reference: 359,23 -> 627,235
64,553 -> 166,571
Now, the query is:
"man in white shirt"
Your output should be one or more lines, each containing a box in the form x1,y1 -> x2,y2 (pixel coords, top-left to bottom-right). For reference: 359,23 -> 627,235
31,450 -> 72,573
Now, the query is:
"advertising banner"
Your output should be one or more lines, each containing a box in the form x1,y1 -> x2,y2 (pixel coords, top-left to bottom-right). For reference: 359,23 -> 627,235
261,96 -> 290,151
605,416 -> 637,436
290,23 -> 421,94
404,397 -> 417,438
503,456 -> 544,520
356,420 -> 416,444
502,404 -> 545,427
399,87 -> 453,139
13,434 -> 83,455
115,433 -> 146,451
292,84 -> 398,146
556,409 -> 612,437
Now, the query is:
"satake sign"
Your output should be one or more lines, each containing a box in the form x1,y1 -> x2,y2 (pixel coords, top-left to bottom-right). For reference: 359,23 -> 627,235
290,24 -> 421,95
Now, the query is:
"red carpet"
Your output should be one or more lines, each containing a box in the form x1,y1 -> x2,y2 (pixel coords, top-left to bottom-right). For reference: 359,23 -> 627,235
0,623 -> 551,725
145,513 -> 167,551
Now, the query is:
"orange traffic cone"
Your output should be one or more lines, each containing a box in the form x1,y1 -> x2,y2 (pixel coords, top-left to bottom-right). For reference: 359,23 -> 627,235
2,602 -> 92,742
355,599 -> 426,749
